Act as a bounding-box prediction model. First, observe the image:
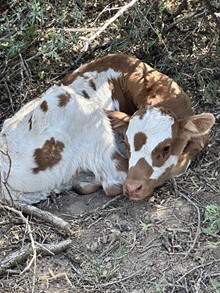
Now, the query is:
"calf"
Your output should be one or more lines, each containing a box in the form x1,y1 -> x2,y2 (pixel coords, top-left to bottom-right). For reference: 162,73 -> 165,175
62,54 -> 215,200
0,85 -> 127,204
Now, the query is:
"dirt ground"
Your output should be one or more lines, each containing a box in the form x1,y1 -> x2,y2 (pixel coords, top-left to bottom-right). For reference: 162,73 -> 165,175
0,1 -> 220,292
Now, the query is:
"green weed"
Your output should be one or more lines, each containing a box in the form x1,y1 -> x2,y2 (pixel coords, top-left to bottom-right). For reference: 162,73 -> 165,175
202,204 -> 220,237
140,222 -> 153,232
212,280 -> 220,292
155,285 -> 163,293
0,0 -> 82,61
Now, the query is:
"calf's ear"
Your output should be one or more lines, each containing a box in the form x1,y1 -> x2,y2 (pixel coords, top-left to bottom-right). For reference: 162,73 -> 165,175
182,113 -> 215,137
105,110 -> 130,132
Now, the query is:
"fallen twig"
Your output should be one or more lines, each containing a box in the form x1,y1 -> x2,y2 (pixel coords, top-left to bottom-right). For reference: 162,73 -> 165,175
165,6 -> 206,31
0,239 -> 72,276
46,27 -> 99,33
0,204 -> 37,290
178,259 -> 220,283
163,0 -> 187,24
0,202 -> 73,284
1,202 -> 73,236
19,203 -> 72,235
101,194 -> 124,209
98,264 -> 147,288
57,0 -> 139,81
0,203 -> 37,283
50,0 -> 139,82
80,0 -> 139,52
170,259 -> 220,293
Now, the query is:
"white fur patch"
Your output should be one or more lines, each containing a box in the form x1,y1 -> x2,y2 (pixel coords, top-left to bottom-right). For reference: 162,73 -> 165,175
150,155 -> 178,179
66,68 -> 121,111
127,107 -> 177,179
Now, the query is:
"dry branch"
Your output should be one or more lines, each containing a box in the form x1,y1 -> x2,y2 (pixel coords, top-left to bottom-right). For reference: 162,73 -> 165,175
170,258 -> 220,293
1,202 -> 73,236
99,264 -> 147,288
63,0 -> 139,69
80,0 -> 139,52
101,194 -> 123,209
163,0 -> 187,24
0,203 -> 73,277
50,0 -> 139,81
0,203 -> 37,280
47,27 -> 99,33
177,258 -> 220,283
165,6 -> 206,31
0,239 -> 72,276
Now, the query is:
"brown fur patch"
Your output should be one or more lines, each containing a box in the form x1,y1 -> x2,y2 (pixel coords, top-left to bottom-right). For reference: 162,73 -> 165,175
62,54 -> 138,87
28,116 -> 32,130
124,135 -> 131,159
112,151 -> 128,172
58,92 -> 71,107
89,79 -> 96,90
107,110 -> 130,131
61,72 -> 79,85
62,53 -> 194,122
105,184 -> 123,196
33,137 -> 65,173
151,138 -> 172,167
82,90 -> 90,99
134,132 -> 147,151
40,100 -> 48,112
128,157 -> 153,180
109,78 -> 137,115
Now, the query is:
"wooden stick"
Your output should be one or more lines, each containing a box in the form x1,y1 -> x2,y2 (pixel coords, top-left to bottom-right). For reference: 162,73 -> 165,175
0,202 -> 73,235
0,239 -> 72,276
80,0 -> 139,52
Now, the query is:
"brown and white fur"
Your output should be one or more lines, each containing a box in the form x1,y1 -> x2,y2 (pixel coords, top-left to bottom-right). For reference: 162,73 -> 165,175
62,54 -> 215,200
0,85 -> 127,204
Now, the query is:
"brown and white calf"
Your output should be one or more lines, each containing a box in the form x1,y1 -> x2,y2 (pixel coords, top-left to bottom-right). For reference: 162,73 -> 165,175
62,54 -> 215,200
0,85 -> 127,204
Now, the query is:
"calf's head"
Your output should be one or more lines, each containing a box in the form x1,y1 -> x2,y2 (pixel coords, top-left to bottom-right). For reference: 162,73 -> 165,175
109,107 -> 215,200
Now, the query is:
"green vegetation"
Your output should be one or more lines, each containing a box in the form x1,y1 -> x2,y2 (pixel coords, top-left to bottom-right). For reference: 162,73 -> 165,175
0,0 -> 82,61
202,204 -> 220,237
212,280 -> 220,292
140,222 -> 153,231
1,0 -> 219,122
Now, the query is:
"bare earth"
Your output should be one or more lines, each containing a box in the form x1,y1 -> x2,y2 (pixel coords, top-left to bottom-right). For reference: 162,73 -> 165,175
1,134 -> 220,292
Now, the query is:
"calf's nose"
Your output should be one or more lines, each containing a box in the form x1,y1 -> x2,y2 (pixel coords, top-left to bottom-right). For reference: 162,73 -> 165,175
123,181 -> 143,199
